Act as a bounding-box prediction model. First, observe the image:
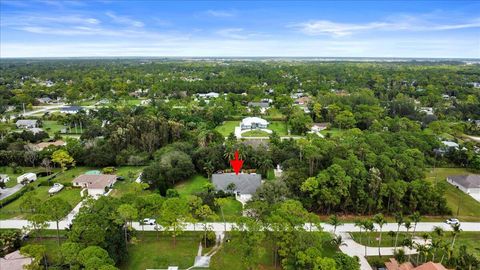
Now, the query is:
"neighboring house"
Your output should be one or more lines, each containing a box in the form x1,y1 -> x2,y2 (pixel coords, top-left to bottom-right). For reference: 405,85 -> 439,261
17,173 -> 37,184
311,123 -> 328,133
447,174 -> 480,202
37,97 -> 53,104
240,117 -> 269,130
470,82 -> 480,88
212,173 -> 262,203
197,92 -> 220,99
247,101 -> 270,114
0,174 -> 10,183
60,106 -> 83,114
29,140 -> 66,151
0,250 -> 33,270
419,107 -> 434,116
385,258 -> 448,270
294,96 -> 311,105
16,119 -> 38,129
72,174 -> 117,197
442,141 -> 459,150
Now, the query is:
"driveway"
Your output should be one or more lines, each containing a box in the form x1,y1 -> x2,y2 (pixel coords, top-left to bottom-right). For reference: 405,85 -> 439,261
0,184 -> 23,200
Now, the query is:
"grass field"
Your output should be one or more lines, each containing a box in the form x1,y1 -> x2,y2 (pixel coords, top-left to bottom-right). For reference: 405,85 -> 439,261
425,167 -> 480,221
120,232 -> 206,270
42,120 -> 65,135
242,130 -> 270,137
0,166 -> 59,188
0,185 -> 81,219
215,121 -> 239,137
175,175 -> 210,197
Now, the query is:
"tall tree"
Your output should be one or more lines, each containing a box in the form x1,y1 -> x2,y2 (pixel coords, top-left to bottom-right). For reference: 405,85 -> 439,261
373,213 -> 387,256
42,197 -> 71,245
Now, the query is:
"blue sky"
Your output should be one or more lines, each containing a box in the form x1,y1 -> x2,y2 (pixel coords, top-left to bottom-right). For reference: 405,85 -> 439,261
1,0 -> 479,58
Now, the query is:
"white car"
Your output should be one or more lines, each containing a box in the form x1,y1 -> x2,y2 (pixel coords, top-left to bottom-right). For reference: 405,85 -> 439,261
142,218 -> 156,225
445,218 -> 460,225
48,183 -> 64,194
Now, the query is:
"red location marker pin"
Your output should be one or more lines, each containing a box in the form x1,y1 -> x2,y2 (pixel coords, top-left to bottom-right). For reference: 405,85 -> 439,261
229,150 -> 244,175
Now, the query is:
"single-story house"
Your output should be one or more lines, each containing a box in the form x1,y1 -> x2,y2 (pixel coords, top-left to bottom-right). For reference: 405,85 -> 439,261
247,101 -> 270,114
212,173 -> 262,203
447,174 -> 480,202
37,97 -> 53,104
470,82 -> 480,88
294,96 -> 311,105
385,258 -> 448,270
72,174 -> 117,197
0,250 -> 33,270
240,117 -> 269,130
419,107 -> 434,116
17,173 -> 37,184
311,123 -> 328,133
441,141 -> 459,150
16,119 -> 38,129
0,174 -> 10,183
29,140 -> 66,151
197,92 -> 220,99
60,106 -> 83,114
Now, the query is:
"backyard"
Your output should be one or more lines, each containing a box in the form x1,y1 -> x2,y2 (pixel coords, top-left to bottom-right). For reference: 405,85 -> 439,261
215,120 -> 289,137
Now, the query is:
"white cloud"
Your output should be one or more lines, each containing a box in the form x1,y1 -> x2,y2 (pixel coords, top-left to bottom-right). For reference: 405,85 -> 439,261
205,9 -> 235,18
106,11 -> 144,27
292,16 -> 480,37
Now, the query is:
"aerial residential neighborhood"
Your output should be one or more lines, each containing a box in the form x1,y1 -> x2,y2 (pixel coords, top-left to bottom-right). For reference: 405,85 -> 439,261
0,1 -> 479,270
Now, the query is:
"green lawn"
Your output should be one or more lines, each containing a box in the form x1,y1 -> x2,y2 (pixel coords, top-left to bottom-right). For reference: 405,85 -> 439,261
215,121 -> 239,137
120,232 -> 206,270
351,231 -> 480,258
0,185 -> 81,219
175,175 -> 210,197
110,166 -> 148,197
42,120 -> 66,135
242,130 -> 270,137
320,128 -> 346,138
218,198 -> 242,222
268,121 -> 288,135
0,166 -> 59,188
425,167 -> 480,221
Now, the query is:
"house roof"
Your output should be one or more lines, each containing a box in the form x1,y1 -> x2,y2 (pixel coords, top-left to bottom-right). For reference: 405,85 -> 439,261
15,119 -> 37,125
447,174 -> 480,189
30,140 -> 65,151
212,173 -> 261,195
241,117 -> 268,126
441,141 -> 459,148
414,262 -> 448,270
248,101 -> 270,108
385,258 -> 414,270
0,250 -> 32,270
72,174 -> 117,189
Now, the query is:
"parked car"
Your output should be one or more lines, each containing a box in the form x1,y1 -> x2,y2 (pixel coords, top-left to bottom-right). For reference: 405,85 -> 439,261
48,183 -> 64,194
445,218 -> 460,225
142,218 -> 156,225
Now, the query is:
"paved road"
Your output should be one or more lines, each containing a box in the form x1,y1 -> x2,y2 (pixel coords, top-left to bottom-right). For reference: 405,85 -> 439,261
1,104 -> 66,122
0,184 -> 23,200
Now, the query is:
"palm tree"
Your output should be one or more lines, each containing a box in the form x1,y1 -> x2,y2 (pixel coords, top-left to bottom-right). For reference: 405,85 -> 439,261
373,213 -> 387,256
330,235 -> 347,248
394,212 -> 404,250
363,219 -> 375,256
354,219 -> 363,245
402,238 -> 414,263
450,223 -> 461,249
430,239 -> 441,262
433,226 -> 444,238
410,211 -> 421,239
388,230 -> 396,246
404,220 -> 412,262
421,232 -> 430,244
328,214 -> 343,233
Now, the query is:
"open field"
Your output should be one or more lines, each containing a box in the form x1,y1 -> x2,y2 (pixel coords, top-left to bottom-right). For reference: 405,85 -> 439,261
215,120 -> 288,137
425,167 -> 480,221
0,166 -> 60,188
0,185 -> 81,219
120,232 -> 207,270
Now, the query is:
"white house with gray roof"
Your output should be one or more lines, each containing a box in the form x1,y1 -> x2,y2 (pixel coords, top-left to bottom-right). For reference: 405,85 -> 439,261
16,119 -> 38,129
447,174 -> 480,202
212,173 -> 262,204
